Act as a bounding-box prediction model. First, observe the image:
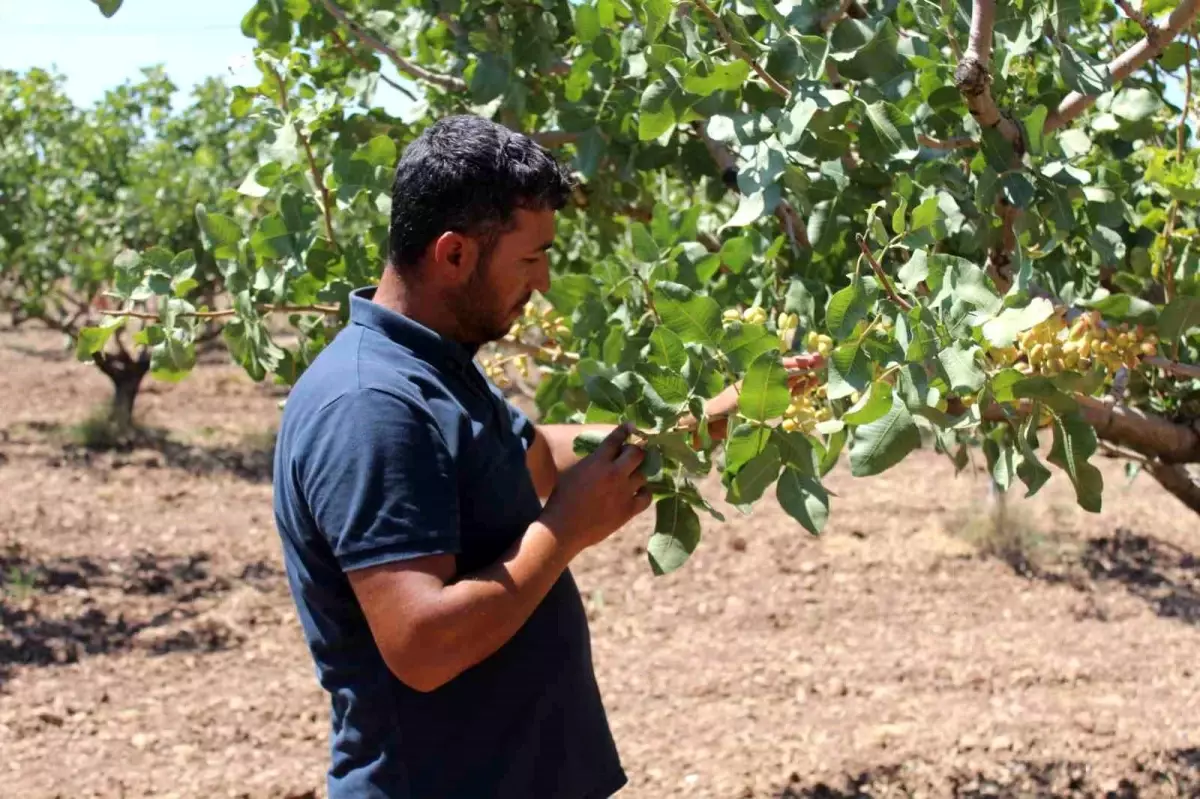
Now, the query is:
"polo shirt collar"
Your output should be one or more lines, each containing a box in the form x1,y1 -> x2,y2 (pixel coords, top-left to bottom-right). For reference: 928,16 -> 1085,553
349,286 -> 481,368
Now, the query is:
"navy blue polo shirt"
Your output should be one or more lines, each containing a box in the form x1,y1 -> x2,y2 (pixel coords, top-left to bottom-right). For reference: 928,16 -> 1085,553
272,286 -> 626,798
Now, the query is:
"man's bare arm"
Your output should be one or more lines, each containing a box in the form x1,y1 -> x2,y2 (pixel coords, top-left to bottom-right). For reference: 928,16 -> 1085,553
348,424 -> 650,693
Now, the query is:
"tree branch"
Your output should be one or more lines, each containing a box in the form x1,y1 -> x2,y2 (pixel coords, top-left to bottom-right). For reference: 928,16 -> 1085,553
918,133 -> 977,149
271,70 -> 338,249
1147,461 -> 1200,512
319,0 -> 468,93
531,131 -> 580,148
953,0 -> 1021,141
1115,0 -> 1162,41
328,29 -> 418,101
691,0 -> 791,98
1145,355 -> 1200,379
856,235 -> 913,312
110,304 -> 340,321
1045,0 -> 1200,132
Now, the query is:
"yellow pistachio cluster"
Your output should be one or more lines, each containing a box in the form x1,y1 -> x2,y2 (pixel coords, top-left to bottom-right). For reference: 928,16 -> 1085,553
478,352 -> 532,388
722,305 -> 769,326
803,330 -> 834,357
780,382 -> 831,434
1006,310 -> 1158,376
777,312 -> 799,347
506,300 -> 570,344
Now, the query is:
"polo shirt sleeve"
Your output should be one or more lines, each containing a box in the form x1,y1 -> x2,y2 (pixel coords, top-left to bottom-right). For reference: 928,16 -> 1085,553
487,381 -> 537,451
300,388 -> 460,571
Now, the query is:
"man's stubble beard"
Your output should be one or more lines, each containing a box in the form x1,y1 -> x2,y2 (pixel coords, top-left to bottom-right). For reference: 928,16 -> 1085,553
448,249 -> 511,347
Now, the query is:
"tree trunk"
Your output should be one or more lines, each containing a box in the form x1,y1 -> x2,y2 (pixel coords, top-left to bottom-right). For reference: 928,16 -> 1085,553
93,349 -> 151,431
1148,462 -> 1200,515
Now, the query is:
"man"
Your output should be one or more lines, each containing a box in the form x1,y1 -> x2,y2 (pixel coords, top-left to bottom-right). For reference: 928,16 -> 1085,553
273,115 -> 819,798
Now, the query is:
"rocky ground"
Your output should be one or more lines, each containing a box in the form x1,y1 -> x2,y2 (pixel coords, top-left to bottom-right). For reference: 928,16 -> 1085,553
1,321 -> 1197,798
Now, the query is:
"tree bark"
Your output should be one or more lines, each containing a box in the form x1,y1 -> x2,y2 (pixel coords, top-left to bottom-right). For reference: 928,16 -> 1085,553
93,349 -> 151,431
1148,462 -> 1200,514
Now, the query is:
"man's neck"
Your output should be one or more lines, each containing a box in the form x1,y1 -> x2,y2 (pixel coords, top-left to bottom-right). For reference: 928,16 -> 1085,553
372,267 -> 464,342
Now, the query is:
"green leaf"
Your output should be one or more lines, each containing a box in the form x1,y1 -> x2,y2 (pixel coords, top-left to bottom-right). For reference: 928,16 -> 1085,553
1048,411 -> 1104,513
723,190 -> 767,229
1058,42 -> 1112,96
649,327 -> 688,371
585,375 -> 628,413
990,368 -> 1026,403
739,351 -> 791,421
910,198 -> 941,233
826,280 -> 868,339
820,426 -> 846,475
720,322 -> 779,372
983,431 -> 1015,492
842,380 -> 894,425
575,3 -> 601,41
1079,293 -> 1158,325
771,428 -> 818,475
937,343 -> 986,394
632,223 -> 660,262
354,135 -> 397,168
1111,87 -> 1161,121
726,444 -> 782,505
1059,128 -> 1091,158
848,393 -> 922,477
648,496 -> 702,575
981,126 -> 1017,172
656,282 -> 723,347
1014,412 -> 1052,497
75,325 -> 116,361
726,423 -> 770,472
1157,296 -> 1200,343
92,0 -> 123,17
642,0 -> 672,42
1001,173 -> 1036,208
862,101 -> 917,157
807,199 -> 835,252
196,205 -> 241,258
1088,226 -> 1127,265
1022,105 -> 1049,155
572,429 -> 611,457
639,80 -> 676,141
982,297 -> 1056,348
777,469 -> 830,535
150,336 -> 196,383
826,342 -> 872,400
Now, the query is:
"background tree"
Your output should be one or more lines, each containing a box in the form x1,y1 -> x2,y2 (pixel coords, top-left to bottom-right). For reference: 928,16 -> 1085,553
85,0 -> 1200,570
0,67 -> 268,431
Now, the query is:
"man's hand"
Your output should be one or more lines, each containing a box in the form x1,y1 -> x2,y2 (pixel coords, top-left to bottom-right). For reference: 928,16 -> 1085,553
540,423 -> 652,555
693,352 -> 826,441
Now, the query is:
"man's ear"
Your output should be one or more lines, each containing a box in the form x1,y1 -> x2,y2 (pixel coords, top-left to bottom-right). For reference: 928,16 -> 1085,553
431,231 -> 479,284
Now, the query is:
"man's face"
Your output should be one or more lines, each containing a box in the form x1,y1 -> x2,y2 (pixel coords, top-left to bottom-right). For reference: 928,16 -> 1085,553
449,208 -> 555,346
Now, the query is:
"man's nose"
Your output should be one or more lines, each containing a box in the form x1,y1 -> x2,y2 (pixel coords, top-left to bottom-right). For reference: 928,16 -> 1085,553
532,261 -> 551,294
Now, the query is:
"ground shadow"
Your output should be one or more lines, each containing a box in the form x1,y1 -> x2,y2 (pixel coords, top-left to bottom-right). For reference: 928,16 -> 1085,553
774,749 -> 1200,797
0,546 -> 281,685
1077,529 -> 1200,626
0,421 -> 276,483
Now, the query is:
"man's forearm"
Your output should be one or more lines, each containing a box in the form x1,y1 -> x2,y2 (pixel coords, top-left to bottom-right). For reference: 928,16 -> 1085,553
537,423 -> 617,472
404,517 -> 577,691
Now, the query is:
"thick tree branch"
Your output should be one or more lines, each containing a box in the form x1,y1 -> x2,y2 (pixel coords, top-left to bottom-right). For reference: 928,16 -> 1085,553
691,0 -> 791,98
319,0 -> 467,93
1147,462 -> 1200,512
1145,355 -> 1200,379
1045,0 -> 1200,132
953,0 -> 1021,141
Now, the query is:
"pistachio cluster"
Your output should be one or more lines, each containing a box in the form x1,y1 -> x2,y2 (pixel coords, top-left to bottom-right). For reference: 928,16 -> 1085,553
803,330 -> 834,357
722,305 -> 769,326
1003,310 -> 1159,376
478,352 -> 532,388
506,300 -> 571,345
781,381 -> 831,434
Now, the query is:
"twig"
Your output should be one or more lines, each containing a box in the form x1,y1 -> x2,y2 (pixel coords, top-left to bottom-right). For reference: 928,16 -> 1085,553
319,0 -> 467,93
108,304 -> 341,321
1045,0 -> 1200,132
531,131 -> 581,148
690,0 -> 791,98
856,235 -> 913,312
272,70 -> 338,249
918,133 -> 977,149
328,29 -> 418,101
1145,355 -> 1200,379
1181,32 -> 1193,161
820,0 -> 854,31
1115,0 -> 1162,41
987,200 -> 1020,294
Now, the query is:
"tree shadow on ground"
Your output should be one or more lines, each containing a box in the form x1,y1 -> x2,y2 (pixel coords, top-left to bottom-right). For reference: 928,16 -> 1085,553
775,749 -> 1200,797
0,421 -> 275,483
0,545 -> 281,686
1076,528 -> 1200,626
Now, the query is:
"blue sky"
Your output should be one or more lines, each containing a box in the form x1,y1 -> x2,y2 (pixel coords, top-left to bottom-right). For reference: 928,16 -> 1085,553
0,0 -> 417,114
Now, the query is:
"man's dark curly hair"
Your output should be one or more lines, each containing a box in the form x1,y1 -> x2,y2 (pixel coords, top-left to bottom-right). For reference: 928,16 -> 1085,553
387,115 -> 575,272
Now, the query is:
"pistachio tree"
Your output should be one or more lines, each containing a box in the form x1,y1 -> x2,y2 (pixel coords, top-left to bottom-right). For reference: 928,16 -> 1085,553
0,67 -> 267,428
88,0 -> 1200,572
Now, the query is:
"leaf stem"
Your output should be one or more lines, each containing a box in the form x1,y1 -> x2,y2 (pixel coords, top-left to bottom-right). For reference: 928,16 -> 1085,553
855,234 -> 913,312
689,0 -> 791,99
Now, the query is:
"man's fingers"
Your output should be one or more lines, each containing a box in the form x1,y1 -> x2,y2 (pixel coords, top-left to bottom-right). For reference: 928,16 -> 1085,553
631,485 -> 654,514
783,353 -> 826,372
613,442 -> 645,475
597,422 -> 634,458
